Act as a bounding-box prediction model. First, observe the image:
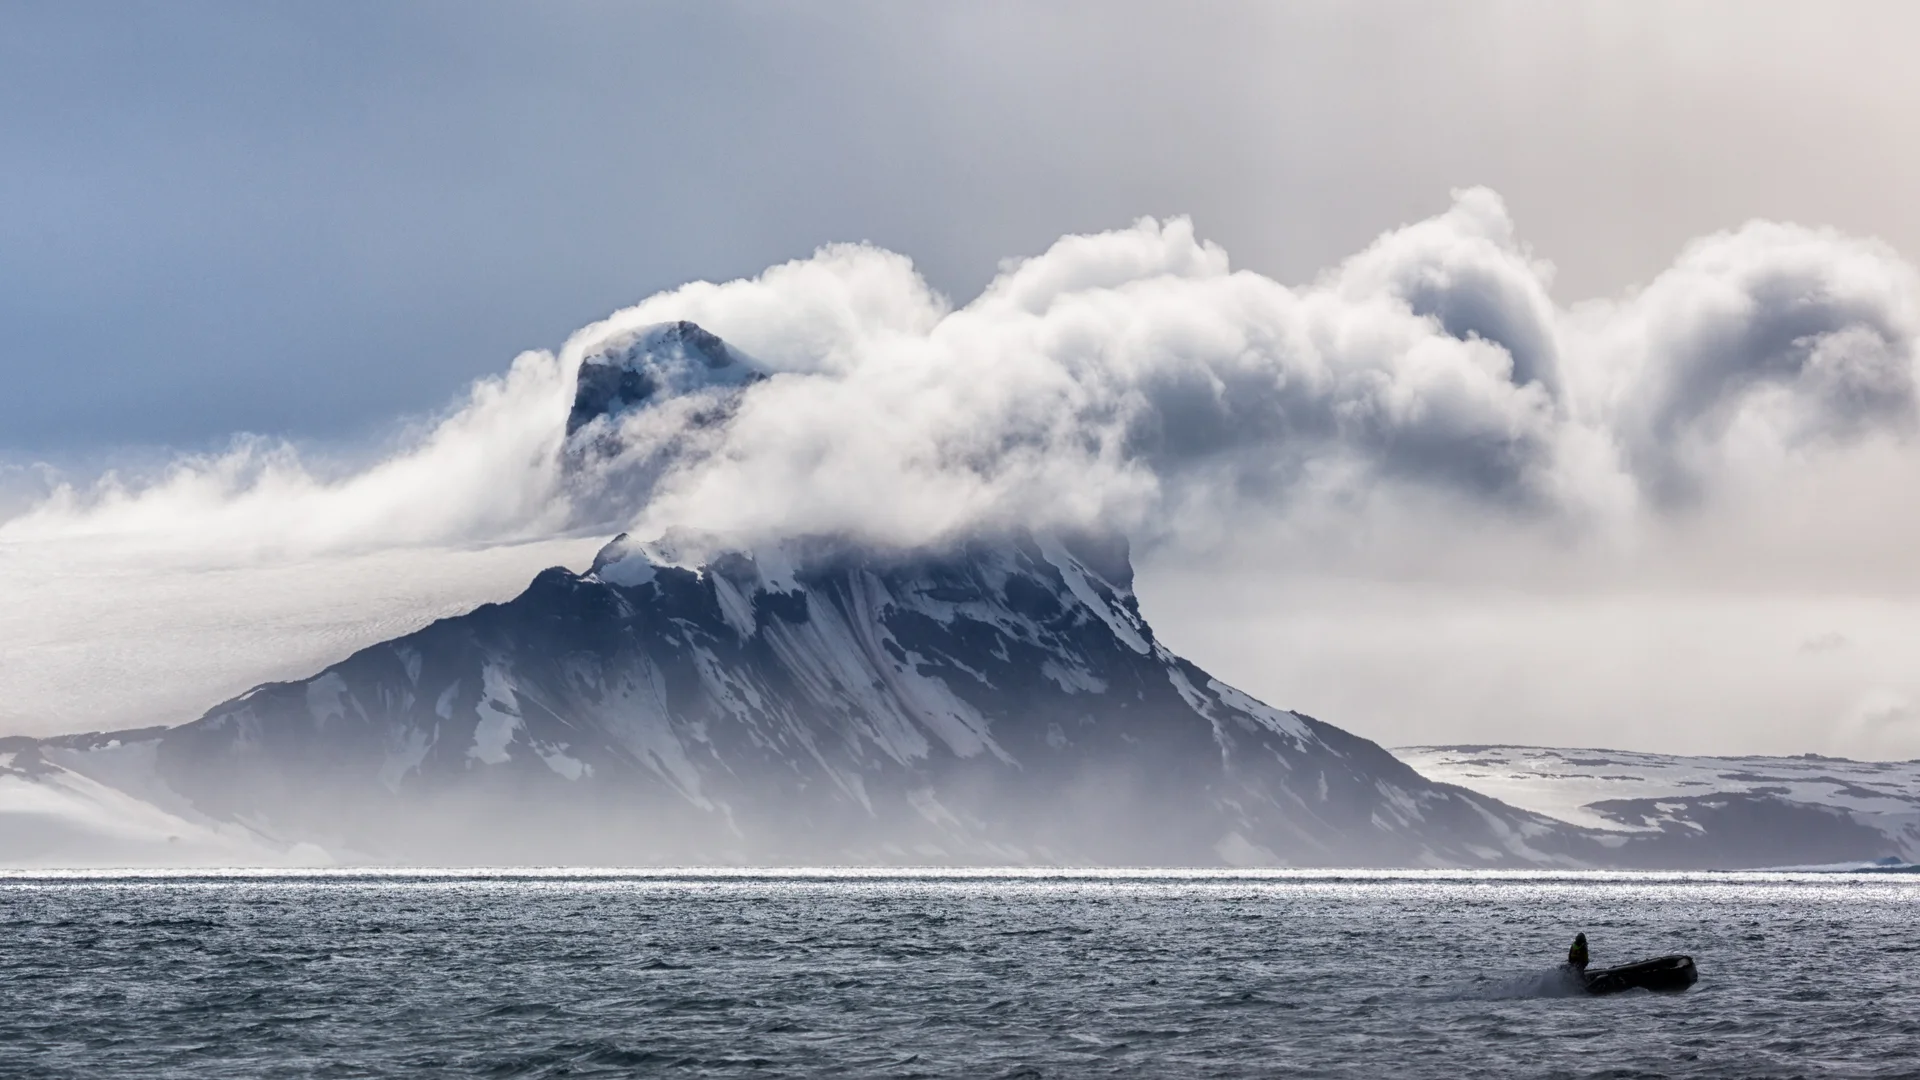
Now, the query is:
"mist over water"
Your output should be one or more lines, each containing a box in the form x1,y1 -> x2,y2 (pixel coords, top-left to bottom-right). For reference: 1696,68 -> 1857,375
4,870 -> 1914,1078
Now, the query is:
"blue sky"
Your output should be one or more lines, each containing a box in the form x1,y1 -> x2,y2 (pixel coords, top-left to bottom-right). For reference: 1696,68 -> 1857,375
7,2 -> 1919,453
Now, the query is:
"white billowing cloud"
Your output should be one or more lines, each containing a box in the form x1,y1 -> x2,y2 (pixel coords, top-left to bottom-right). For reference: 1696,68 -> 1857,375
1574,221 -> 1920,503
6,189 -> 1920,752
1,349 -> 576,559
1332,186 -> 1565,398
14,187 -> 1916,563
559,189 -> 1920,561
578,195 -> 1598,553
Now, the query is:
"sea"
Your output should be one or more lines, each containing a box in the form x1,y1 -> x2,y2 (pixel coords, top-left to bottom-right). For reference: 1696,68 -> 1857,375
2,869 -> 1915,1079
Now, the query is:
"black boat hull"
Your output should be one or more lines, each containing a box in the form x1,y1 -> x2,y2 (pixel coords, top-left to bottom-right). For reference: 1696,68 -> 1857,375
1581,954 -> 1697,995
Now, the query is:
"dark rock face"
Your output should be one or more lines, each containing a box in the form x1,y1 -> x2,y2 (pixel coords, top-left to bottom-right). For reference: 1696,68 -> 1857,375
139,529 -> 1613,866
565,320 -> 759,436
567,361 -> 657,438
1583,794 -> 1894,869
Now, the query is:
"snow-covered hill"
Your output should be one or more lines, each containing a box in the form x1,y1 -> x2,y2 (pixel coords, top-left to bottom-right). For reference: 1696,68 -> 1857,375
0,732 -> 327,868
1395,745 -> 1920,864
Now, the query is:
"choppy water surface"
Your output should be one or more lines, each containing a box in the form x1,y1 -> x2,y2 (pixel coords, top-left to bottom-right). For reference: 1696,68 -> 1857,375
2,869 -> 1915,1078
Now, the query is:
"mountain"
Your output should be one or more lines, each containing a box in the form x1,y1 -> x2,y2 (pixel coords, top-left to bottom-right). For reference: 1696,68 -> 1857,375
79,525 -> 1634,867
6,320 -> 1907,869
1396,745 -> 1920,867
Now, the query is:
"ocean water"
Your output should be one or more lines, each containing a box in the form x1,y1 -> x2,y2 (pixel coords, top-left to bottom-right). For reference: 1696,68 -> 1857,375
2,869 -> 1915,1079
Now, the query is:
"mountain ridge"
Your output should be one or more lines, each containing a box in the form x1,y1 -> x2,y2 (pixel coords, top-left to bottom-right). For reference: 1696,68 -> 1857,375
1397,743 -> 1920,865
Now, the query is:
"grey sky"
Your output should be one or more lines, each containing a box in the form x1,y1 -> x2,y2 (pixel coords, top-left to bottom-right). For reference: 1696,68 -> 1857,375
6,2 -> 1920,453
6,3 -> 1920,759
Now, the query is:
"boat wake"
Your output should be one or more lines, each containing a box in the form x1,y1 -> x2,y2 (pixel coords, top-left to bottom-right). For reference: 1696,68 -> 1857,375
1442,966 -> 1591,1001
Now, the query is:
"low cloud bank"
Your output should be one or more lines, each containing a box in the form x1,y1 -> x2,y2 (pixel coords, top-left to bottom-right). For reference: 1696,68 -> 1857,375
2,353 -> 576,559
6,189 -> 1920,750
10,187 -> 1917,559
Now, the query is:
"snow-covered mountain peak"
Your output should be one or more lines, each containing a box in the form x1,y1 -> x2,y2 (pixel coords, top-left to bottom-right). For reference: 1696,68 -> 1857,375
565,319 -> 764,437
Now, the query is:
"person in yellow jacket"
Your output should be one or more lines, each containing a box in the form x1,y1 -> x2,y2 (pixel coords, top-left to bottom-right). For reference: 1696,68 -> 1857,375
1568,932 -> 1589,970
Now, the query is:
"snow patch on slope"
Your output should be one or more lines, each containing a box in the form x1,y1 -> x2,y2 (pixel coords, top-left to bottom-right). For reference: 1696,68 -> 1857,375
535,744 -> 587,780
470,663 -> 522,765
1037,536 -> 1148,654
1210,679 -> 1311,742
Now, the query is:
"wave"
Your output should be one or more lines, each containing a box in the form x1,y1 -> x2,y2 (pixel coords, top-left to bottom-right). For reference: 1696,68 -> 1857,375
1443,965 -> 1591,1001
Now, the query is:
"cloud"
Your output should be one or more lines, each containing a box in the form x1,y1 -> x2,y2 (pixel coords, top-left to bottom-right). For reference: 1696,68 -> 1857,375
1848,693 -> 1920,760
576,193 -> 1591,551
1,349 -> 576,560
14,187 -> 1917,563
6,189 -> 1920,750
1576,222 -> 1920,503
557,189 -> 1920,556
1861,699 -> 1916,730
1800,632 -> 1852,655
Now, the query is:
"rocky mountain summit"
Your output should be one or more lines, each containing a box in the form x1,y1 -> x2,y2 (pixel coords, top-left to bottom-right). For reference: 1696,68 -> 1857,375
565,319 -> 761,439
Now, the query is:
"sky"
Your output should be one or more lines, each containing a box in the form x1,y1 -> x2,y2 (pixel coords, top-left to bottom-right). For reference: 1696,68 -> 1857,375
5,2 -> 1920,757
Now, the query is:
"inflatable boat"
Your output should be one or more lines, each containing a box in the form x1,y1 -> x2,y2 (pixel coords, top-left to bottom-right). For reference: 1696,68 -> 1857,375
1580,954 -> 1698,995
